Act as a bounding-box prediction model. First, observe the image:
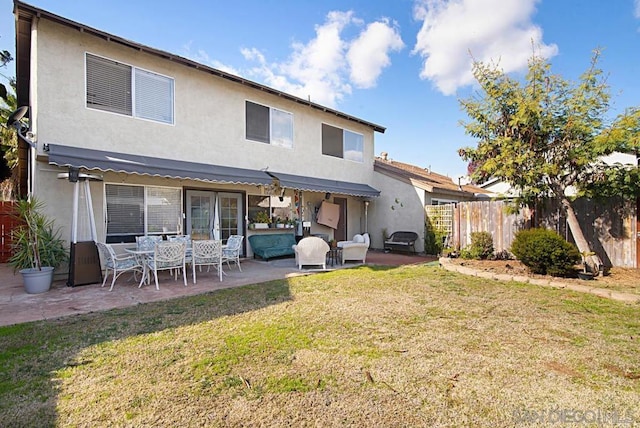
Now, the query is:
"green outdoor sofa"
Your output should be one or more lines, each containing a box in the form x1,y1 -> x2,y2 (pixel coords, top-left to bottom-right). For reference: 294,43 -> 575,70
248,233 -> 296,261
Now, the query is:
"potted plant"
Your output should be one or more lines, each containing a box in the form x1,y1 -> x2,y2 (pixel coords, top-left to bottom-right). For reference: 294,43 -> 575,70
9,198 -> 68,294
253,211 -> 271,229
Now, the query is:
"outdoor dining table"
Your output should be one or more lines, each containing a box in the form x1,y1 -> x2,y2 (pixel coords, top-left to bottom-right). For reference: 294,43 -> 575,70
124,247 -> 154,287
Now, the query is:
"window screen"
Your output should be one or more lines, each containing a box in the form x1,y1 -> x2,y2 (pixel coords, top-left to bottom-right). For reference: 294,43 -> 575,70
86,54 -> 132,115
322,123 -> 343,158
246,101 -> 270,143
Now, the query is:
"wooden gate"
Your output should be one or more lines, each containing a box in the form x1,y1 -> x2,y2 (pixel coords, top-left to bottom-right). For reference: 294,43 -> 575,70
0,201 -> 19,263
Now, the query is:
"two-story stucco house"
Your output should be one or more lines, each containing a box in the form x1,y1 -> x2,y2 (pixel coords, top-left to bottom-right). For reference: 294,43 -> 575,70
13,1 -> 384,260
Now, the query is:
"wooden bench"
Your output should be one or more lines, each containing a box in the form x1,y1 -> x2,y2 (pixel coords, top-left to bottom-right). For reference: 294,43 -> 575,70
384,231 -> 418,254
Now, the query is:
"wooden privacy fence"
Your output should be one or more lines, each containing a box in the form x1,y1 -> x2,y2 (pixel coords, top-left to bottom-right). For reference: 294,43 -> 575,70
434,199 -> 637,268
0,201 -> 19,263
453,201 -> 532,254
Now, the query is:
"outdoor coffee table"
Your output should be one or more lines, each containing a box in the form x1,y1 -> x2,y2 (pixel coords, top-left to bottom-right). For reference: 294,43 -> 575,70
327,247 -> 342,267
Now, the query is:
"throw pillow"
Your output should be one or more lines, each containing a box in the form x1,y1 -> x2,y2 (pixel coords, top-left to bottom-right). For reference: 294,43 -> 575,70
362,233 -> 370,246
353,234 -> 364,243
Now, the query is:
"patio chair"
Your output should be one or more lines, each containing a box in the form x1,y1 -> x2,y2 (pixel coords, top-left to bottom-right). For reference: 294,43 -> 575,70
292,236 -> 329,270
191,239 -> 223,283
337,232 -> 370,264
96,242 -> 143,291
222,235 -> 244,272
169,234 -> 193,263
147,241 -> 187,290
136,235 -> 163,251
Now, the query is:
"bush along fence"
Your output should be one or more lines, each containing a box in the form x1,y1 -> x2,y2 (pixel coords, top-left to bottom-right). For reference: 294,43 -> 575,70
426,199 -> 637,269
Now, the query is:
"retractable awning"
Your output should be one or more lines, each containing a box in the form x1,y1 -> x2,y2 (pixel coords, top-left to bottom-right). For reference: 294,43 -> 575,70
47,144 -> 380,197
47,143 -> 271,186
269,171 -> 380,198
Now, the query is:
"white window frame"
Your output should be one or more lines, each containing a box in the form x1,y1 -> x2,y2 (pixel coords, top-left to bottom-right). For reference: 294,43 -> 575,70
86,52 -> 175,125
245,100 -> 293,148
104,183 -> 182,243
431,198 -> 458,206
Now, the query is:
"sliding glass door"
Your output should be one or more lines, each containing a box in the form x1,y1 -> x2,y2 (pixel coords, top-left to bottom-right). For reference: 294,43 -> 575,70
186,190 -> 244,253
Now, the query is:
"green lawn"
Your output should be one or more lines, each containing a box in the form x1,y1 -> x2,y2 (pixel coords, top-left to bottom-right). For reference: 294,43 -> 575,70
1,264 -> 639,427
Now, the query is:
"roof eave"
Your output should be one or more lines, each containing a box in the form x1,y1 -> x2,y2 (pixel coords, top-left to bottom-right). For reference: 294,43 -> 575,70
13,0 -> 386,134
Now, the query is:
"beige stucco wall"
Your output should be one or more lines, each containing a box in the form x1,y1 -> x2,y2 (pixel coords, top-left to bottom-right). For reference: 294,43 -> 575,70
30,18 -> 376,184
27,16 -> 379,262
369,173 -> 426,252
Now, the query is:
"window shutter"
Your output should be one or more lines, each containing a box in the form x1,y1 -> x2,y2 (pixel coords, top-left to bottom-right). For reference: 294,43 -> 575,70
105,184 -> 144,239
146,187 -> 182,235
134,68 -> 174,124
86,54 -> 132,115
246,101 -> 270,143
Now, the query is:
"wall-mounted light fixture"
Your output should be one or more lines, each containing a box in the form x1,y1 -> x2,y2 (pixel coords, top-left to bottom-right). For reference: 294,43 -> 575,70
325,192 -> 331,200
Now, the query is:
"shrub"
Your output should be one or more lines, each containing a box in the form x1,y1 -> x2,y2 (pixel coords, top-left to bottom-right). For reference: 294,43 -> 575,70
424,217 -> 448,256
510,228 -> 580,276
461,231 -> 494,260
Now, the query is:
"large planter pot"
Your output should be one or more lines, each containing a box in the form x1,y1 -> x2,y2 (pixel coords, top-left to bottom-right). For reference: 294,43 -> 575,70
20,267 -> 55,294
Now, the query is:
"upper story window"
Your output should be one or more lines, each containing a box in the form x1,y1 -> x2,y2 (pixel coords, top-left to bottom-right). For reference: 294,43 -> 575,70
321,123 -> 364,163
245,101 -> 293,148
86,53 -> 174,124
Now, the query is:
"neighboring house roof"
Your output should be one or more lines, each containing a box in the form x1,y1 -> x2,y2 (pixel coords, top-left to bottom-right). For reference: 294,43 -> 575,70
374,156 -> 489,198
13,0 -> 385,134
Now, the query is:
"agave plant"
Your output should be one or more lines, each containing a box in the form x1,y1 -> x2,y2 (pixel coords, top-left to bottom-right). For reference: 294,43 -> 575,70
9,198 -> 68,272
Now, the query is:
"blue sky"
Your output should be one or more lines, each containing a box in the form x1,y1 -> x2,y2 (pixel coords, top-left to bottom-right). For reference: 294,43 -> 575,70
1,0 -> 639,179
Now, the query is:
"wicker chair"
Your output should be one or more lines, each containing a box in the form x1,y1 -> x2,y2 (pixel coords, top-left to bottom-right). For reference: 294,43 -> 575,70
292,237 -> 330,270
96,242 -> 143,291
136,235 -> 163,251
147,241 -> 187,290
222,235 -> 244,272
191,240 -> 223,283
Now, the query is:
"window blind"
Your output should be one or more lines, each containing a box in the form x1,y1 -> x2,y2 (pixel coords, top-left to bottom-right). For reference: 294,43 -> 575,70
86,54 -> 132,115
134,68 -> 174,124
105,184 -> 144,237
146,186 -> 182,235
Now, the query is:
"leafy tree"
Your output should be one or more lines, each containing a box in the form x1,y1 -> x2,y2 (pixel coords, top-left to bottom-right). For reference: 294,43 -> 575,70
458,50 -> 640,270
0,45 -> 17,197
0,48 -> 12,102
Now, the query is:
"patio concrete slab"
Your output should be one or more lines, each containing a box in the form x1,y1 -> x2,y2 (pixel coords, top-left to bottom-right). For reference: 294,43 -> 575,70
0,251 -> 436,326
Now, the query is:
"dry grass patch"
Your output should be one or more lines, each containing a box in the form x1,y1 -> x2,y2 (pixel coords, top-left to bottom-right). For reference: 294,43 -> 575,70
1,264 -> 639,426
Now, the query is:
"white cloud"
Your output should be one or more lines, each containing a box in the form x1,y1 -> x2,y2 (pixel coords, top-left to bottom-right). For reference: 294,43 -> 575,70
412,0 -> 558,95
182,42 -> 242,76
187,11 -> 403,108
635,0 -> 640,18
347,19 -> 405,88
